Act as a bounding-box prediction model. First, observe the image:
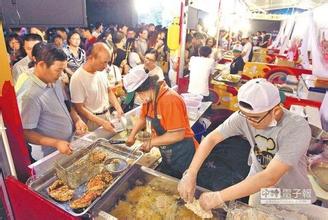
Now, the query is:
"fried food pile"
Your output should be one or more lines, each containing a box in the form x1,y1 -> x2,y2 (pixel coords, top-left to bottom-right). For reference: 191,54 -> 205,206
47,180 -> 74,202
185,199 -> 213,219
88,150 -> 107,164
69,191 -> 100,210
69,170 -> 113,210
48,170 -> 114,211
110,185 -> 204,220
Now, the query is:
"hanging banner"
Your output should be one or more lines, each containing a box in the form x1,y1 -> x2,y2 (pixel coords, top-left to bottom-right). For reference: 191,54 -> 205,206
310,4 -> 328,78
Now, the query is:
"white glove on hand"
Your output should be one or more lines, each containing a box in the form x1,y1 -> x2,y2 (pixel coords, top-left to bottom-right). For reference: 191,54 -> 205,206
199,191 -> 227,211
178,170 -> 197,203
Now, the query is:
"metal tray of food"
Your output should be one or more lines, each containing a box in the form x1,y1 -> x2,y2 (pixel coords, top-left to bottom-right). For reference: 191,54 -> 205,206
90,164 -> 227,219
27,139 -> 143,217
309,159 -> 328,191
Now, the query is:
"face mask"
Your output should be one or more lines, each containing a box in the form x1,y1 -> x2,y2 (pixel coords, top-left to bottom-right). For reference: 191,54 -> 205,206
268,119 -> 277,127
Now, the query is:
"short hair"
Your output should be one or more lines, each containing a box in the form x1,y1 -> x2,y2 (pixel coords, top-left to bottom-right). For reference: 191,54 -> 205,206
135,75 -> 159,93
28,42 -> 46,68
127,27 -> 135,33
80,27 -> 93,33
138,28 -> 148,36
56,28 -> 66,33
206,37 -> 216,46
118,24 -> 127,30
145,48 -> 158,61
87,42 -> 111,58
23,33 -> 42,43
193,32 -> 205,40
95,22 -> 103,30
112,31 -> 125,44
239,101 -> 253,110
34,43 -> 67,67
53,34 -> 63,40
67,31 -> 81,45
186,34 -> 193,43
199,46 -> 212,57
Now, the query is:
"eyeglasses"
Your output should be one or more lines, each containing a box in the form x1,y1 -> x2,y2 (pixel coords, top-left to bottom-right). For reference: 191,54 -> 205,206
238,108 -> 274,124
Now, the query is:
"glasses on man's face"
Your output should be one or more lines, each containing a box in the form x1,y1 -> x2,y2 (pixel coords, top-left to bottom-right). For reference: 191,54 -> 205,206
238,108 -> 273,124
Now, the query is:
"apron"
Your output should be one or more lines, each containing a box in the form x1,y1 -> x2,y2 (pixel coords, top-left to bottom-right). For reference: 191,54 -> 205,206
146,86 -> 195,179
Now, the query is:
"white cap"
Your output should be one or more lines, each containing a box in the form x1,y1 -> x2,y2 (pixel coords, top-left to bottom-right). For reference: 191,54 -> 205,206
123,67 -> 149,93
237,78 -> 281,114
232,44 -> 243,53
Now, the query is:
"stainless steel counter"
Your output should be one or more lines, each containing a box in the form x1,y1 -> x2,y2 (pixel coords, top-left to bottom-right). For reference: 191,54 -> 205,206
28,102 -> 211,177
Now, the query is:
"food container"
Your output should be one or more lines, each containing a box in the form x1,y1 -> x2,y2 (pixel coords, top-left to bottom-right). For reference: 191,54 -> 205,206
90,165 -> 227,219
184,98 -> 202,120
181,93 -> 203,102
226,201 -> 308,220
214,74 -> 241,84
309,159 -> 328,191
136,130 -> 151,142
27,139 -> 143,217
54,145 -> 102,189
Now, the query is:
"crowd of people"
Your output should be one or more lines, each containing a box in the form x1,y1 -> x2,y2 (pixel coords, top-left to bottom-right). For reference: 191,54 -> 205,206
4,23 -> 274,162
3,22 -> 316,213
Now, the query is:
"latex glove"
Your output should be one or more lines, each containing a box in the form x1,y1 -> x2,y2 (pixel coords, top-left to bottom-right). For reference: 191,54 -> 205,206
74,118 -> 88,135
178,170 -> 197,203
55,140 -> 73,155
199,191 -> 225,211
140,139 -> 152,153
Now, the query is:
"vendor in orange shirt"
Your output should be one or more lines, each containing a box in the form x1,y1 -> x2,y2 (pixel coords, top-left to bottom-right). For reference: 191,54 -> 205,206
124,67 -> 198,178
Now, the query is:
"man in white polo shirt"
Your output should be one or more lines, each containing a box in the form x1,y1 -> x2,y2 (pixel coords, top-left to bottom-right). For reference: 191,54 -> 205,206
70,42 -> 124,131
178,78 -> 315,210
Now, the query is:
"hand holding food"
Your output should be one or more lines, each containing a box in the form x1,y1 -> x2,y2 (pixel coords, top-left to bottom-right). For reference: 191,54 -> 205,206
178,170 -> 197,203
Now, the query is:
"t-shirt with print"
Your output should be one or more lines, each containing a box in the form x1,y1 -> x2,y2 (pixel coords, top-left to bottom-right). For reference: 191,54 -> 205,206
105,65 -> 122,87
140,83 -> 198,148
215,109 -> 315,202
63,46 -> 86,72
70,66 -> 110,113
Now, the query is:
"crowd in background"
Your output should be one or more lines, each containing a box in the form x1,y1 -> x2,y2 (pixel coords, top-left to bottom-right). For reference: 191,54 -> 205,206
2,22 -> 273,162
4,23 -> 273,88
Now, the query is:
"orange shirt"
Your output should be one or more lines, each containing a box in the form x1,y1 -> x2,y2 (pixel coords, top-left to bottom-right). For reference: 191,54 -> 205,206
140,83 -> 199,148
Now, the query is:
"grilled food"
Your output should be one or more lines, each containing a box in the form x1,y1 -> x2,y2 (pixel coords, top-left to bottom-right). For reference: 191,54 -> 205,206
70,191 -> 99,209
89,150 -> 107,164
47,179 -> 74,202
